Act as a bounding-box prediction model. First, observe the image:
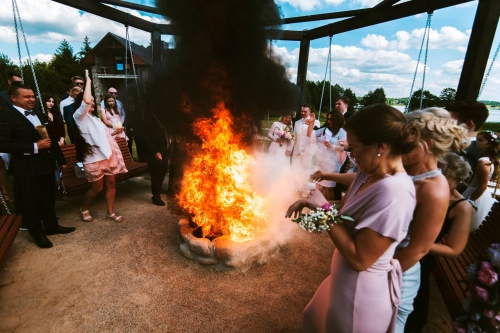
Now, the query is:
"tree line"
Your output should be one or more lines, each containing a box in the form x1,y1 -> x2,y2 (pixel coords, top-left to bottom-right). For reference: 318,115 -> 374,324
0,37 -> 92,99
302,80 -> 460,118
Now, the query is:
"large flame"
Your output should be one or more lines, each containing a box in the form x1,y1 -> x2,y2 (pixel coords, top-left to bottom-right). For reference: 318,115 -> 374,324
177,102 -> 267,242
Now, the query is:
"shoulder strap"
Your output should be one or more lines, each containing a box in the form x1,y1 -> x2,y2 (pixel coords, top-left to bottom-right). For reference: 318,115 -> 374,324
448,198 -> 467,211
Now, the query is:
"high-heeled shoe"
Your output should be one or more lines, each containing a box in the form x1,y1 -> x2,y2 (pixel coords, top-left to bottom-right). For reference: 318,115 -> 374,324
80,208 -> 93,222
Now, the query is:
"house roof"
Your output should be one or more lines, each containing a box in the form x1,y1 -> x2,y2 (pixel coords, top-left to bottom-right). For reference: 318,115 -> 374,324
81,32 -> 168,66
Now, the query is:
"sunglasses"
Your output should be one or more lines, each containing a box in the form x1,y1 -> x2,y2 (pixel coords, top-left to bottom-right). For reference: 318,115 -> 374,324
75,82 -> 84,86
109,92 -> 118,95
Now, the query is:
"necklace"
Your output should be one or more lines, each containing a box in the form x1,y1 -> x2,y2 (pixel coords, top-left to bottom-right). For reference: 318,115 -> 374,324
409,169 -> 442,182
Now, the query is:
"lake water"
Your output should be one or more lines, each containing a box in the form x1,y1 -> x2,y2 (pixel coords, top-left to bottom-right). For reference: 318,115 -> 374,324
392,105 -> 500,123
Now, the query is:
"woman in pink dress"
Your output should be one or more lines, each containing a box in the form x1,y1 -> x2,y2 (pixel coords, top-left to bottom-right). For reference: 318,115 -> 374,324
101,93 -> 127,140
287,104 -> 420,333
72,70 -> 128,223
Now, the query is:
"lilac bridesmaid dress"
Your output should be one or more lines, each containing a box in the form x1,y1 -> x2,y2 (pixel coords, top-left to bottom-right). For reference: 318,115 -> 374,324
303,171 -> 416,333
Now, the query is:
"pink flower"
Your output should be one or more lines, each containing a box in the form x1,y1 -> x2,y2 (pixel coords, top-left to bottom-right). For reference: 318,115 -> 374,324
478,261 -> 498,287
475,286 -> 489,303
483,308 -> 496,318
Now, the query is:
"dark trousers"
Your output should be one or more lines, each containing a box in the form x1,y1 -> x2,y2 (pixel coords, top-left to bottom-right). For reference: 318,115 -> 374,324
148,160 -> 169,198
14,172 -> 58,238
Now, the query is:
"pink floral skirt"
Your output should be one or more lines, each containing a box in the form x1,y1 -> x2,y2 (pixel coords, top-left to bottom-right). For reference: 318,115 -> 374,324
83,135 -> 128,182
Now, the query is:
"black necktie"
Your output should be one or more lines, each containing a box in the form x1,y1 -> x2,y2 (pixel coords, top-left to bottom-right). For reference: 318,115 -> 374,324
24,110 -> 35,116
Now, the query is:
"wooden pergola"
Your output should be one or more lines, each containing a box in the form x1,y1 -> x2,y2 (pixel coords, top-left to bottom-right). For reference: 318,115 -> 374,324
51,0 -> 500,101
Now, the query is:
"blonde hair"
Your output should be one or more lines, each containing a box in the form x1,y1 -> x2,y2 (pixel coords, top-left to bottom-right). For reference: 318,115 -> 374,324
440,153 -> 472,183
406,107 -> 469,157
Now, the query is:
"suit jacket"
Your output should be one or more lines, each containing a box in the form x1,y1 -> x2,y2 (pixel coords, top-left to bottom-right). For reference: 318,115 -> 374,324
343,111 -> 354,122
0,105 -> 66,177
293,119 -> 316,155
135,111 -> 169,162
0,90 -> 12,112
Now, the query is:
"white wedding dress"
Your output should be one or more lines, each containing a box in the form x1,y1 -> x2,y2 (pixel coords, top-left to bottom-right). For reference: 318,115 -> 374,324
463,157 -> 494,231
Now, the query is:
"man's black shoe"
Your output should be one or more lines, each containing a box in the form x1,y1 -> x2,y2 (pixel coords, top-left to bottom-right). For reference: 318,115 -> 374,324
152,197 -> 165,206
33,235 -> 53,248
46,226 -> 76,235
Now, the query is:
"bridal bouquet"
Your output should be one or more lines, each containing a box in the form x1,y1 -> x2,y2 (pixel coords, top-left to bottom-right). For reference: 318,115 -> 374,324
292,203 -> 353,233
276,126 -> 294,146
453,243 -> 500,333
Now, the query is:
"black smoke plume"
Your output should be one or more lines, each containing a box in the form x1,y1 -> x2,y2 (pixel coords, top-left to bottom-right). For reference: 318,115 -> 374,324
152,0 -> 300,138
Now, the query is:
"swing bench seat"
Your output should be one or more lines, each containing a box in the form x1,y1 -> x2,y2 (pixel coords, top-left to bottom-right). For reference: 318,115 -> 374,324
0,214 -> 22,273
61,138 -> 149,197
432,202 -> 500,320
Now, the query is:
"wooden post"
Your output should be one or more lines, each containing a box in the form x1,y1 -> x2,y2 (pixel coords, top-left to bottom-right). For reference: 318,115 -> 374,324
456,0 -> 500,101
151,24 -> 163,75
296,30 -> 310,106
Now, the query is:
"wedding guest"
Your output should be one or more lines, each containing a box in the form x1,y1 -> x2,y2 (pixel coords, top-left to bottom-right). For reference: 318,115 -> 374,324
445,101 -> 489,178
287,104 -> 420,333
292,104 -> 316,185
0,83 -> 74,248
99,87 -> 126,124
405,152 -> 473,333
314,111 -> 347,200
100,94 -> 127,141
0,157 -> 13,206
462,130 -> 499,231
395,108 -> 469,331
62,86 -> 83,143
267,111 -> 294,166
35,93 -> 65,146
72,70 -> 128,223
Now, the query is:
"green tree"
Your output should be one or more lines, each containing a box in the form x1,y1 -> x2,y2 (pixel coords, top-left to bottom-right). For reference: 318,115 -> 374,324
343,88 -> 358,113
408,89 -> 440,111
439,87 -> 456,106
77,36 -> 92,61
49,39 -> 83,86
362,87 -> 386,106
21,61 -> 65,100
0,53 -> 18,91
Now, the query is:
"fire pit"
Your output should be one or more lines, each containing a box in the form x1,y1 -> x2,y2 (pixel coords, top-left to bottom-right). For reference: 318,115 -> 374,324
178,218 -> 279,271
175,103 -> 281,270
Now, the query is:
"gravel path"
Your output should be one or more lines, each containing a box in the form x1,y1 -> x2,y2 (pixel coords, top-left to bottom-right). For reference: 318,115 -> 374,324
0,177 -> 453,333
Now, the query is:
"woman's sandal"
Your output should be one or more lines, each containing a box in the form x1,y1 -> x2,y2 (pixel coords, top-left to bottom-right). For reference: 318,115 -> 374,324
106,213 -> 123,223
80,208 -> 93,222
1,193 -> 14,203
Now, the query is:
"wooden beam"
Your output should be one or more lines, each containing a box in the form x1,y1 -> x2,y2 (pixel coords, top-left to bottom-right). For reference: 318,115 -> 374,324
263,9 -> 369,26
99,0 -> 161,15
296,32 -> 310,103
456,0 -> 500,101
307,0 -> 475,40
51,0 -> 156,32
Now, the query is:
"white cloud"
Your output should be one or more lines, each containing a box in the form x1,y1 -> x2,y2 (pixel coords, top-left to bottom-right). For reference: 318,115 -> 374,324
276,0 -> 345,11
0,0 -> 166,48
11,53 -> 54,66
441,60 -> 463,75
351,0 -> 382,7
360,27 -> 470,52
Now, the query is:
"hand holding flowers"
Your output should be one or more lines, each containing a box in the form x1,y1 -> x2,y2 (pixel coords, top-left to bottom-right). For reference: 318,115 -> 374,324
275,126 -> 294,147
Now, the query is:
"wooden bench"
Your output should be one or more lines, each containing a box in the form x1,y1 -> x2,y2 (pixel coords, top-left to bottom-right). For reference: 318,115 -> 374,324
0,214 -> 22,271
61,137 -> 149,197
433,202 -> 500,319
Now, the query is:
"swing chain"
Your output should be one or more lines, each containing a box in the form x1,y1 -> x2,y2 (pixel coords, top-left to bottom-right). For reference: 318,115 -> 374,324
420,12 -> 433,110
11,0 -> 23,81
406,12 -> 432,113
478,41 -> 500,99
125,25 -> 128,98
12,0 -> 44,113
319,35 -> 333,122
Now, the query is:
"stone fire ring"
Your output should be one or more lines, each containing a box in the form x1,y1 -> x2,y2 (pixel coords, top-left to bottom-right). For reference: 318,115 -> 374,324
178,219 -> 280,271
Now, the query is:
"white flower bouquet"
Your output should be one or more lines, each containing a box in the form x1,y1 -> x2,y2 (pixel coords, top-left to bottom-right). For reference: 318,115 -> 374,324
292,203 -> 354,233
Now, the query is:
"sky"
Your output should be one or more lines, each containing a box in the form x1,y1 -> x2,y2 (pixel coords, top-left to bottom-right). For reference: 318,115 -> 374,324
0,0 -> 499,101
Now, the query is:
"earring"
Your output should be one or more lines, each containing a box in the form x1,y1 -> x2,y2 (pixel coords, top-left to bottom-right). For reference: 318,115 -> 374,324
377,153 -> 381,157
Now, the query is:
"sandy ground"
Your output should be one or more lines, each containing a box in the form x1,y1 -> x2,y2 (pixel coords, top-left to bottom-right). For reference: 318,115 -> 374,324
0,176 -> 453,333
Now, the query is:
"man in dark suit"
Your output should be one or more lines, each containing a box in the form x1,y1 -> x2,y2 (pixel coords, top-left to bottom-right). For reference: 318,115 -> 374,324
0,84 -> 75,248
334,96 -> 353,121
446,101 -> 489,175
134,104 -> 170,206
0,71 -> 23,111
